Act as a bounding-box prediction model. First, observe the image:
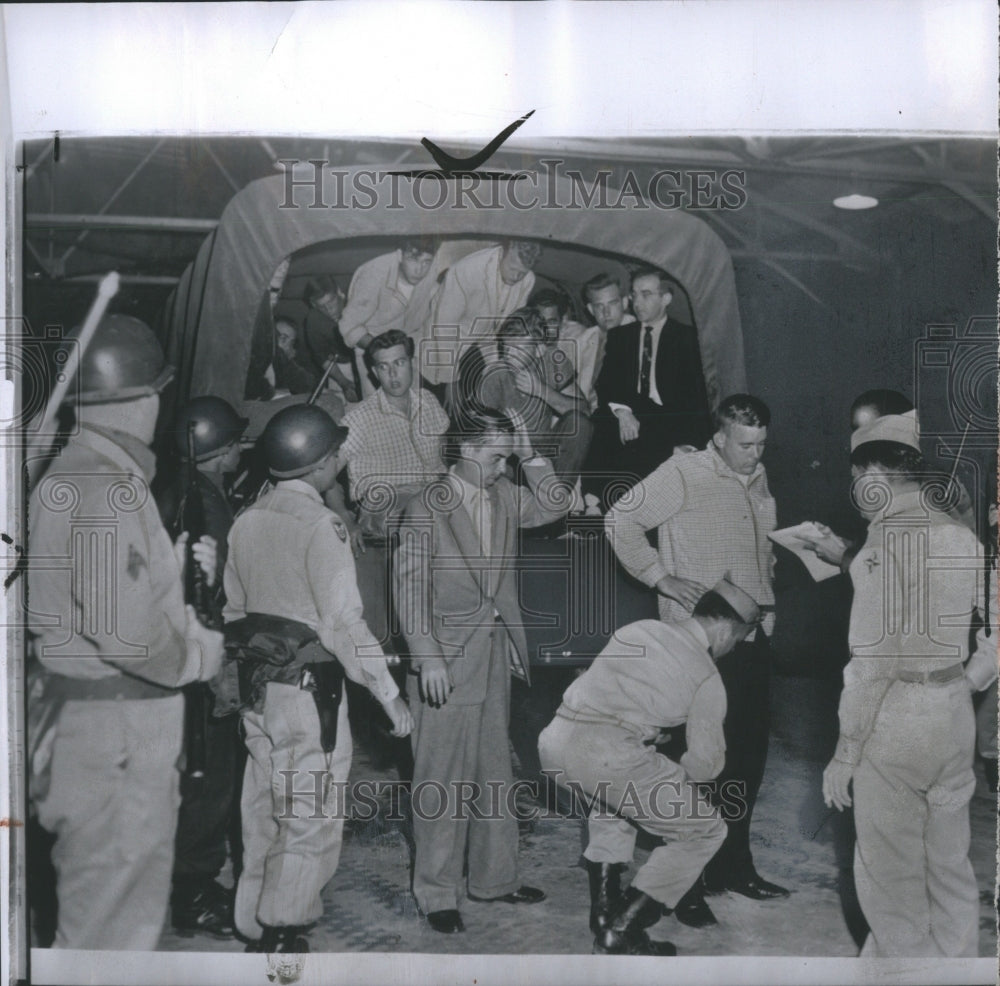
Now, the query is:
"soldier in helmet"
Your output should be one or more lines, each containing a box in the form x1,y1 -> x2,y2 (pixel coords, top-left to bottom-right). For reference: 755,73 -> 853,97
223,404 -> 413,953
28,314 -> 225,950
157,396 -> 249,938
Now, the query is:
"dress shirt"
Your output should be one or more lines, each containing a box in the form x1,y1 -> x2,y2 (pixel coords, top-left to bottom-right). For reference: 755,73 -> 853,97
834,488 -> 998,766
555,321 -> 601,410
450,469 -> 492,557
557,618 -> 727,782
340,387 -> 449,506
339,250 -> 424,347
426,246 -> 535,386
605,444 -> 776,630
223,480 -> 398,704
609,314 -> 668,414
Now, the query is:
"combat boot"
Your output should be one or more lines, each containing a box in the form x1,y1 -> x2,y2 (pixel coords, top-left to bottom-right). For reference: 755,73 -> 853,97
594,887 -> 676,956
586,860 -> 625,935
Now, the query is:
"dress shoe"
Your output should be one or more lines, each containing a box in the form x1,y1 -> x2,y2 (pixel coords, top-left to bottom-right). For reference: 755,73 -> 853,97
426,909 -> 465,934
470,885 -> 546,904
710,874 -> 790,900
673,885 -> 718,928
252,925 -> 310,952
171,880 -> 235,939
586,861 -> 625,935
594,887 -> 676,956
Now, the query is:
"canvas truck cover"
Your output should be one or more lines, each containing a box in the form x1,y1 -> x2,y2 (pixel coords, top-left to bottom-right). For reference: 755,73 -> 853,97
164,166 -> 746,414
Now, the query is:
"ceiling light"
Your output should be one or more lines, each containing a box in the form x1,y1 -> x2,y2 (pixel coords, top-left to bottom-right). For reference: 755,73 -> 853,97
833,193 -> 879,210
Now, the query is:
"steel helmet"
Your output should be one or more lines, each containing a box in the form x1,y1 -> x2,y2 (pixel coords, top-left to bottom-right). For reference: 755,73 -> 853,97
176,396 -> 249,462
76,314 -> 175,404
259,404 -> 347,479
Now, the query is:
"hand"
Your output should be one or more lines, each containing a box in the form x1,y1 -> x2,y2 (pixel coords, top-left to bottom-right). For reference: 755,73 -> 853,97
342,384 -> 360,404
419,657 -> 453,707
174,532 -> 219,587
654,574 -> 709,610
184,604 -> 225,681
802,523 -> 848,566
506,409 -> 534,460
822,758 -> 854,811
615,408 -> 640,443
381,695 -> 414,737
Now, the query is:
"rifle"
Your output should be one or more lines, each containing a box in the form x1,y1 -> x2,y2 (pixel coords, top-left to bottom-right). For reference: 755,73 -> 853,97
26,272 -> 120,489
177,422 -> 223,780
230,356 -> 339,513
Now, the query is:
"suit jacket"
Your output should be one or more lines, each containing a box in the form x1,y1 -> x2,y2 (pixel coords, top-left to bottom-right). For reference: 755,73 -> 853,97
596,318 -> 711,428
394,474 -> 530,705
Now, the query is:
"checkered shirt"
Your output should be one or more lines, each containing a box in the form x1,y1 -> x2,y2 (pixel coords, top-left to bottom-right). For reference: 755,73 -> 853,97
341,388 -> 449,506
605,445 -> 777,630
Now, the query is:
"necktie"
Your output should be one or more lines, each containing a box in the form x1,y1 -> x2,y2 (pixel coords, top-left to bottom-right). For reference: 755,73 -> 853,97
470,489 -> 491,558
470,488 -> 493,600
639,325 -> 653,398
593,330 -> 608,386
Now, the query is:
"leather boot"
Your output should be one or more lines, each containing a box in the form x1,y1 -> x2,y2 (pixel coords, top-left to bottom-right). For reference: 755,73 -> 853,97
594,887 -> 677,956
673,879 -> 717,928
586,861 -> 625,935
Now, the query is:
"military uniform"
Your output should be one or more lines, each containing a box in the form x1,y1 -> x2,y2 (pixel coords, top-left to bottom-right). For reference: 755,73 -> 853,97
835,489 -> 996,957
29,424 -> 221,949
223,480 -> 399,941
539,619 -> 727,909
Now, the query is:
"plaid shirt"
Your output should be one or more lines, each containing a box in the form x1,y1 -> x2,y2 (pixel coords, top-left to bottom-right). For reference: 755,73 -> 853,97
605,445 -> 777,629
340,387 -> 449,506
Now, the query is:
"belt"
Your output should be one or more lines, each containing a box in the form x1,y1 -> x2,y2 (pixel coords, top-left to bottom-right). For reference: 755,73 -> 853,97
896,663 -> 965,685
554,707 -> 649,736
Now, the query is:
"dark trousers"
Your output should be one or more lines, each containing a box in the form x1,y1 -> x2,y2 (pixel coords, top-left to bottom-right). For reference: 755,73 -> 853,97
530,409 -> 594,493
702,630 -> 772,885
583,403 -> 709,507
172,703 -> 241,892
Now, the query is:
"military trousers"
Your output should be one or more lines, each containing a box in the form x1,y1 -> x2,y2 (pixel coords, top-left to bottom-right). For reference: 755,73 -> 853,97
853,677 -> 979,957
35,694 -> 184,949
235,682 -> 352,938
538,715 -> 725,909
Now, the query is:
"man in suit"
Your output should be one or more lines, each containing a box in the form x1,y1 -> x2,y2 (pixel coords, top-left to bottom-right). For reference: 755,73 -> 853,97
579,272 -> 636,411
594,267 -> 712,500
393,408 -> 562,933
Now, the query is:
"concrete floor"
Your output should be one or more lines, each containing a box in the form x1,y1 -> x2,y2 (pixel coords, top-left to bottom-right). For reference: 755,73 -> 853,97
155,674 -> 999,958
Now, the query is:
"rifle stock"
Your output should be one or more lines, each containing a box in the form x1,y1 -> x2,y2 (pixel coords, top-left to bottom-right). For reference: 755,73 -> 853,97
178,424 -> 221,780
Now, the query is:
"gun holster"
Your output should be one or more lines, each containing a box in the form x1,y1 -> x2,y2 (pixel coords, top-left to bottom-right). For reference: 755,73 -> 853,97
300,662 -> 345,753
224,613 -> 336,716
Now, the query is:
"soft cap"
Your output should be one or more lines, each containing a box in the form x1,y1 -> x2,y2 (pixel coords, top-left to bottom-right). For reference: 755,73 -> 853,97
850,409 -> 920,452
710,577 -> 761,624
